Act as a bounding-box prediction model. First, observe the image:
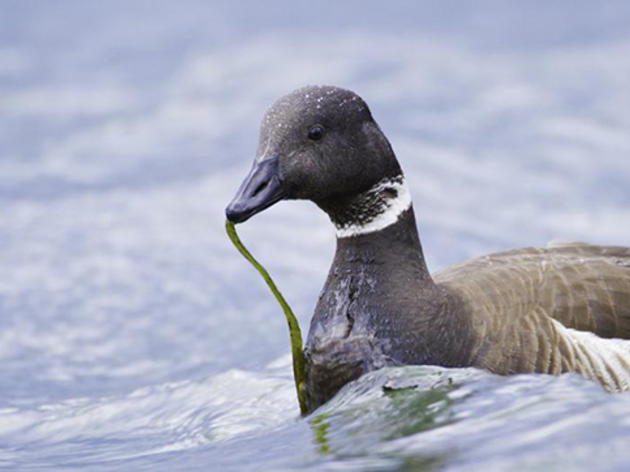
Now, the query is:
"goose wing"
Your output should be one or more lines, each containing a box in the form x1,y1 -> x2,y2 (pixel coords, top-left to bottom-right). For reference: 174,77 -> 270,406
435,242 -> 630,339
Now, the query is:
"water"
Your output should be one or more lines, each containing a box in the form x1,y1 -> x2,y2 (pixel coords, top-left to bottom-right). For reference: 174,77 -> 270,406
1,1 -> 630,470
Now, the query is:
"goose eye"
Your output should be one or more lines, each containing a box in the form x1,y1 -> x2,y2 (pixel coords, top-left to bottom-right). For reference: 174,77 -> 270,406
308,125 -> 325,141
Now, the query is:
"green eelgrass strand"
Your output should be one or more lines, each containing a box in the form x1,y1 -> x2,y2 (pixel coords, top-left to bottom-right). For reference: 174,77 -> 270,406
225,220 -> 307,415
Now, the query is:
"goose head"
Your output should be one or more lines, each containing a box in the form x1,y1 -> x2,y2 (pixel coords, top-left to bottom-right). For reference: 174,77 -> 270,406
225,85 -> 402,225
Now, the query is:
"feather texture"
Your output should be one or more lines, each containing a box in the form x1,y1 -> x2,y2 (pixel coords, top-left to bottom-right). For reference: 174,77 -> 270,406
436,242 -> 630,390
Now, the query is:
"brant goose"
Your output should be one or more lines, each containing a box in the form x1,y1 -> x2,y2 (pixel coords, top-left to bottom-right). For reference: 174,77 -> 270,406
226,85 -> 630,413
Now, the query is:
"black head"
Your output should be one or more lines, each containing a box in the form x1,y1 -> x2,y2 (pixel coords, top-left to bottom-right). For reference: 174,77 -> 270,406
225,85 -> 401,223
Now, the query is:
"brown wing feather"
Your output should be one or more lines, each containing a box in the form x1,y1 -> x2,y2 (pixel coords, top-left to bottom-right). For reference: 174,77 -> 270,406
435,242 -> 630,340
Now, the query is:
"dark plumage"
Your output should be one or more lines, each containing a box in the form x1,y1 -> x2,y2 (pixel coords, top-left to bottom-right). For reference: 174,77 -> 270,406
226,85 -> 630,413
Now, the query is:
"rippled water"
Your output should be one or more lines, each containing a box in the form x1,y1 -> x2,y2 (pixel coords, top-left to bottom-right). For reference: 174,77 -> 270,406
2,1 -> 630,470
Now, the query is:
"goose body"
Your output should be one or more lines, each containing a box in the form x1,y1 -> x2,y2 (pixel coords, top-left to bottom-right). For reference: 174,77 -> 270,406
226,85 -> 630,412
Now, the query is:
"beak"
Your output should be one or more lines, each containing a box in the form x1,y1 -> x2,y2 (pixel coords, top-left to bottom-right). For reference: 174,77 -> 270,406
225,156 -> 285,223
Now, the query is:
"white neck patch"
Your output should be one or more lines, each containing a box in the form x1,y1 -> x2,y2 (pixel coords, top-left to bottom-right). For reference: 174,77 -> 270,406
335,176 -> 412,238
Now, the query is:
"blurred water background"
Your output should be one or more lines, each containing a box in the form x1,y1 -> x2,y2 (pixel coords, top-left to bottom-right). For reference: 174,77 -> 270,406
1,1 -> 630,470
